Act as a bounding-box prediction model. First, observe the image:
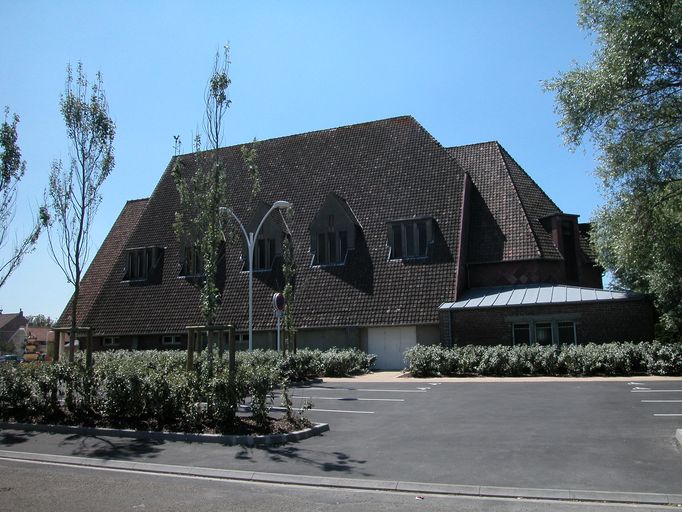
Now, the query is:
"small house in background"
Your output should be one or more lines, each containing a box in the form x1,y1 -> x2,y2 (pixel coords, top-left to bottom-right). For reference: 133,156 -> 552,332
55,116 -> 654,369
0,310 -> 28,355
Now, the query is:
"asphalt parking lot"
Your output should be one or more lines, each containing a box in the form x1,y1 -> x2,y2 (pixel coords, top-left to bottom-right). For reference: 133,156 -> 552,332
1,379 -> 681,496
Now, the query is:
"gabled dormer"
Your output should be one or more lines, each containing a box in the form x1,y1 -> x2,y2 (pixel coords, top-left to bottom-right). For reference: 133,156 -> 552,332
242,202 -> 289,272
309,192 -> 362,266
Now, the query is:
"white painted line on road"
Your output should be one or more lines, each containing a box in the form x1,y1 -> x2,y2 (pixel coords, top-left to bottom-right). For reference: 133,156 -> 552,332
299,386 -> 426,393
641,400 -> 682,403
288,396 -> 404,402
631,386 -> 651,390
631,389 -> 682,393
306,408 -> 375,414
653,413 -> 682,417
357,388 -> 426,393
628,382 -> 645,385
417,387 -> 431,391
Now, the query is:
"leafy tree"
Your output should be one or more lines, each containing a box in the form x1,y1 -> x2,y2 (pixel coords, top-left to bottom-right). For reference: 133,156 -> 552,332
173,46 -> 259,327
26,314 -> 54,327
0,108 -> 49,288
47,63 -> 115,361
546,0 -> 682,336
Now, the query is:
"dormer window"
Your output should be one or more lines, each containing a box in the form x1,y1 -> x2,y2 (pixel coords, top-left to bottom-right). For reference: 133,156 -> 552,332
310,193 -> 361,267
253,237 -> 277,270
240,202 -> 287,272
180,246 -> 203,277
387,217 -> 433,260
124,246 -> 164,281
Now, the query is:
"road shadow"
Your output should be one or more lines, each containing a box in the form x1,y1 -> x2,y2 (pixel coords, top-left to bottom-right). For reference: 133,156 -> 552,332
233,441 -> 371,477
58,434 -> 164,461
0,431 -> 36,445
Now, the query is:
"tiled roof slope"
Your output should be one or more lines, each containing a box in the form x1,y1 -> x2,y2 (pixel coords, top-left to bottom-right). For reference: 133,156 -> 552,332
56,198 -> 149,328
78,116 -> 466,334
447,143 -> 563,262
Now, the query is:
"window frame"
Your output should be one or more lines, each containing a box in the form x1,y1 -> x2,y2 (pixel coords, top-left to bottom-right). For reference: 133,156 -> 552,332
161,335 -> 182,347
124,246 -> 164,282
102,336 -> 119,348
511,318 -> 578,346
387,218 -> 432,261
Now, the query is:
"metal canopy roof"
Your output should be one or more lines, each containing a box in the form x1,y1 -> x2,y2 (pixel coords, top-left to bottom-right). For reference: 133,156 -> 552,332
440,284 -> 641,310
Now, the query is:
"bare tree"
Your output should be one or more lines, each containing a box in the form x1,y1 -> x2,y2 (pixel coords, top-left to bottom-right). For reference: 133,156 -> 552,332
47,62 -> 115,362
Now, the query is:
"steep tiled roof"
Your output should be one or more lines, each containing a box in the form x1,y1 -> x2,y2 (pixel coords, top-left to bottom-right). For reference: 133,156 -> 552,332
76,116 -> 466,335
59,117 -> 589,336
56,198 -> 149,328
447,142 -> 563,262
0,313 -> 25,329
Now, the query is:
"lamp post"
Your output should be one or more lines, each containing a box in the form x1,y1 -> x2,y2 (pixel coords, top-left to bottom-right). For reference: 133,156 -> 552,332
220,200 -> 292,351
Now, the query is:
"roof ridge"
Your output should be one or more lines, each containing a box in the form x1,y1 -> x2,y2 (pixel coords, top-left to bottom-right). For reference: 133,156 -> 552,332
447,141 -> 499,151
174,115 -> 418,158
493,142 -> 543,258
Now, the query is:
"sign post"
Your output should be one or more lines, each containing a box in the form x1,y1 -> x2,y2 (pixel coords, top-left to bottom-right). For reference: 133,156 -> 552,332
273,293 -> 285,352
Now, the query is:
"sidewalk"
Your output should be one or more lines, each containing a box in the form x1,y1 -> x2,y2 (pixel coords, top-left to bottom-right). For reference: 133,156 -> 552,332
324,371 -> 682,382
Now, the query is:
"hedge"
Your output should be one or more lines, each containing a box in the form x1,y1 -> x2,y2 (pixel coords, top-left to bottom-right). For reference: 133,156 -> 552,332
0,347 -> 374,432
404,341 -> 682,378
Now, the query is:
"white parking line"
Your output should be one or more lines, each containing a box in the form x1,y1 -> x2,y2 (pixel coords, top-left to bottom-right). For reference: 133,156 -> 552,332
269,406 -> 374,414
641,399 -> 682,403
300,386 -> 426,393
630,389 -> 682,393
288,396 -> 404,402
308,408 -> 374,414
653,413 -> 682,417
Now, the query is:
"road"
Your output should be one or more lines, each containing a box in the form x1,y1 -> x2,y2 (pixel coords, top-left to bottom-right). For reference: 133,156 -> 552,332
1,378 -> 681,510
0,459 -> 675,512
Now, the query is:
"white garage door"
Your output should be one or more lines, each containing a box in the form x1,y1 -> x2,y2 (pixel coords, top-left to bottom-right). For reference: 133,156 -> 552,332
368,326 -> 417,370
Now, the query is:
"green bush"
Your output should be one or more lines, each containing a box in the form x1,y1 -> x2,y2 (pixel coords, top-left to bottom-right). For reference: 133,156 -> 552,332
321,348 -> 375,377
404,341 -> 682,377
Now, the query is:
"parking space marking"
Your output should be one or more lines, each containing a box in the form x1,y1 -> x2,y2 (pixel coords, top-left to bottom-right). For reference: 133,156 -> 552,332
630,389 -> 682,393
641,399 -> 682,403
269,406 -> 374,414
288,395 -> 404,402
653,413 -> 682,417
298,387 -> 426,393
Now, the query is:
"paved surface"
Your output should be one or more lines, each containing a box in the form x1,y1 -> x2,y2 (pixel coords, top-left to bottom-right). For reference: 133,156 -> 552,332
1,376 -> 681,507
4,459 -> 677,512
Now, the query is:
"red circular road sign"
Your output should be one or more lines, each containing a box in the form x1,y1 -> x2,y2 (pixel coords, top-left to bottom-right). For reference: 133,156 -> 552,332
273,292 -> 285,311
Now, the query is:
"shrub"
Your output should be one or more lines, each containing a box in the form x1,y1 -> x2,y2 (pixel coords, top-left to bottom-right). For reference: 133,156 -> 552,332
404,341 -> 682,377
321,348 -> 374,377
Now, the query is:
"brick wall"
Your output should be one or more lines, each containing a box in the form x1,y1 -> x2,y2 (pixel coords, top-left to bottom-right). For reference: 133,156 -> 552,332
444,298 -> 655,346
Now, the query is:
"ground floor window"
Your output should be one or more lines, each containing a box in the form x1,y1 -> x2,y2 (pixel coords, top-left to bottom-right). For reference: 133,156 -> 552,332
102,336 -> 119,348
235,332 -> 249,349
162,335 -> 182,346
512,320 -> 577,346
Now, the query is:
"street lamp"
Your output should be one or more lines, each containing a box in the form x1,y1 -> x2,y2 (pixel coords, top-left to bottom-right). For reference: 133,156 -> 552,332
219,200 -> 292,351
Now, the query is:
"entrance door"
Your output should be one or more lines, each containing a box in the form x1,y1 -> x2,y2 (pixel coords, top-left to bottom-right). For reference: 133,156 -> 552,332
367,326 -> 417,370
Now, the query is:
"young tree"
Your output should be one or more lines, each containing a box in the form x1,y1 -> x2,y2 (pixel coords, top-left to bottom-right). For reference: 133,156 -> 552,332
281,233 -> 297,354
172,47 -> 233,327
546,0 -> 682,336
0,108 -> 49,288
47,63 -> 115,361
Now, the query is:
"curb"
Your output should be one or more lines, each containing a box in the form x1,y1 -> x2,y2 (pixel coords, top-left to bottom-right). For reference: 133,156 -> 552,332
0,449 -> 680,506
0,421 -> 329,446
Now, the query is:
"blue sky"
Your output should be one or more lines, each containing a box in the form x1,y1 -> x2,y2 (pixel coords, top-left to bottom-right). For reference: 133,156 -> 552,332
0,1 -> 598,320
